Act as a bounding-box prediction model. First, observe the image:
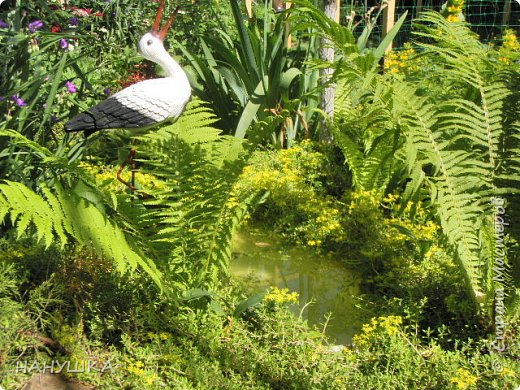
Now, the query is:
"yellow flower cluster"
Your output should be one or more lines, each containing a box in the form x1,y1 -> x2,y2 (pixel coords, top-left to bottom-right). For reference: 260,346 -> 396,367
264,287 -> 299,305
312,207 -> 344,241
445,0 -> 464,22
235,141 -> 323,198
126,360 -> 158,385
352,315 -> 403,347
233,141 -> 346,247
450,368 -> 478,389
349,189 -> 380,212
147,331 -> 171,341
127,360 -> 145,376
385,217 -> 439,243
499,367 -> 517,378
350,192 -> 440,251
384,43 -> 419,74
503,30 -> 520,51
424,244 -> 441,259
498,30 -> 520,65
382,193 -> 399,203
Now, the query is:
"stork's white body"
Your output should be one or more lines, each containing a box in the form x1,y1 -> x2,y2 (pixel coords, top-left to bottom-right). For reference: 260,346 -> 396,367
111,70 -> 191,123
65,6 -> 191,136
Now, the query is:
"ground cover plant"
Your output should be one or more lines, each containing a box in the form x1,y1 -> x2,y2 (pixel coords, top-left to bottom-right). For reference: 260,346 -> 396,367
0,0 -> 519,389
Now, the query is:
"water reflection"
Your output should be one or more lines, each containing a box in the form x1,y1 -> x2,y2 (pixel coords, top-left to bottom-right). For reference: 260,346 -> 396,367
231,229 -> 363,344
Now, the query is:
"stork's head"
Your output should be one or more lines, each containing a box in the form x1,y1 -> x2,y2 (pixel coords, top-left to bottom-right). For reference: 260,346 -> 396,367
138,0 -> 179,61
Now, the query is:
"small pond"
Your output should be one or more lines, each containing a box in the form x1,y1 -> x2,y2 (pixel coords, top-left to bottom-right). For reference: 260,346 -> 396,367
231,229 -> 364,344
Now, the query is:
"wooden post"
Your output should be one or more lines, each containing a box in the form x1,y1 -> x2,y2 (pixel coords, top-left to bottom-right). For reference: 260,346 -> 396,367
318,0 -> 341,143
502,0 -> 511,26
245,0 -> 253,18
286,2 -> 292,49
382,0 -> 396,52
416,0 -> 423,17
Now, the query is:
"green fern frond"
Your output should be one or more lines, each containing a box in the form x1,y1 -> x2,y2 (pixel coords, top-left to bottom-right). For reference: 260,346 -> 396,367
407,13 -> 520,307
402,90 -> 491,301
0,129 -> 163,288
333,76 -> 407,194
0,181 -> 57,248
127,101 -> 260,288
0,179 -> 163,287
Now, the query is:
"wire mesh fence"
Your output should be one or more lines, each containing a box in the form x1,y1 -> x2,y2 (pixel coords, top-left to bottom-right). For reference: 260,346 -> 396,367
341,0 -> 520,48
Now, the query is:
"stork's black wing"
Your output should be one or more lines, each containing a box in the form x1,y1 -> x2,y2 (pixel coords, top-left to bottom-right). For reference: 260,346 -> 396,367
65,97 -> 157,136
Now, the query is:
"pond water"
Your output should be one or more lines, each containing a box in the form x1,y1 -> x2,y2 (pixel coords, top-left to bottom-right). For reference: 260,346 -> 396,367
230,229 -> 364,344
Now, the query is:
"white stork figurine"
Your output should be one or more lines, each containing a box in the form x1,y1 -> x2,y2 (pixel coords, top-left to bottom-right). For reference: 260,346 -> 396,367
65,0 -> 191,137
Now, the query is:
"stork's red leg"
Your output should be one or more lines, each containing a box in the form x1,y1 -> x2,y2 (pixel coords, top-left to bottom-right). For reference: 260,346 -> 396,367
117,149 -> 137,191
131,150 -> 137,189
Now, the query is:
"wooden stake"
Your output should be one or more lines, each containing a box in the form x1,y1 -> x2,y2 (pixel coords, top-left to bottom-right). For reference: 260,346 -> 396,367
382,0 -> 396,52
502,0 -> 511,26
286,1 -> 292,49
245,0 -> 253,18
416,0 -> 423,16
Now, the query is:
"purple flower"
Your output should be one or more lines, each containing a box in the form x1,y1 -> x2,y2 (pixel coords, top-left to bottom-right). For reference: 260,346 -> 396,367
0,20 -> 8,29
69,17 -> 79,26
59,38 -> 69,50
0,96 -> 4,102
51,115 -> 58,123
65,81 -> 77,94
28,20 -> 44,33
103,87 -> 112,96
11,95 -> 27,107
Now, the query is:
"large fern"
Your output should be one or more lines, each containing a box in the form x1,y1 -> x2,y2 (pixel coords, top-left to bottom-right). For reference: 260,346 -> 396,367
0,129 -> 162,287
323,10 -> 519,311
332,75 -> 408,194
402,13 -> 519,308
0,102 -> 260,292
129,102 -> 261,288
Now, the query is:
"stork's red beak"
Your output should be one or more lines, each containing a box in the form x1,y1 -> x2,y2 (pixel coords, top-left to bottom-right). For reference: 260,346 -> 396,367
151,0 -> 180,41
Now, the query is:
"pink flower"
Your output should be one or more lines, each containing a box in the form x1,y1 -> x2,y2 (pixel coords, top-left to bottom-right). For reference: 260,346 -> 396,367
11,95 -> 27,107
65,81 -> 77,94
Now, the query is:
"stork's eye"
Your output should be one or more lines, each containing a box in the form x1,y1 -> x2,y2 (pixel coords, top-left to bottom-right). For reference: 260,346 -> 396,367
147,39 -> 153,46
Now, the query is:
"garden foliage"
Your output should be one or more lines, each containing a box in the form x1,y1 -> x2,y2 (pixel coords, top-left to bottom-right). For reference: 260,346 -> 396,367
0,0 -> 519,389
308,9 -> 520,310
180,0 -> 321,146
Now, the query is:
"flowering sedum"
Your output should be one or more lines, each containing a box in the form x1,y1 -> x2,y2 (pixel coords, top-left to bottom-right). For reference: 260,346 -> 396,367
502,29 -> 520,51
232,140 -> 346,248
352,315 -> 403,347
126,359 -> 159,385
450,368 -> 478,389
264,287 -> 299,305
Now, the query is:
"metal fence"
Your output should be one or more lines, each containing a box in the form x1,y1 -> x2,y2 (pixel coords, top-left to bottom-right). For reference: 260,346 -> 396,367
342,0 -> 520,48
